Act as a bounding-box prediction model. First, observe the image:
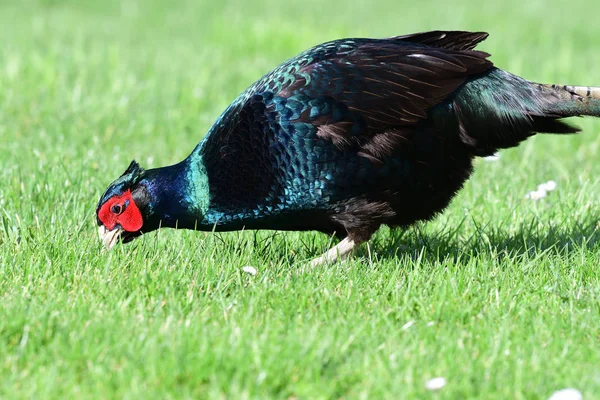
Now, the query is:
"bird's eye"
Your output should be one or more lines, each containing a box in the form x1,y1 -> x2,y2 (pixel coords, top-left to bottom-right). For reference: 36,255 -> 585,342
111,204 -> 123,215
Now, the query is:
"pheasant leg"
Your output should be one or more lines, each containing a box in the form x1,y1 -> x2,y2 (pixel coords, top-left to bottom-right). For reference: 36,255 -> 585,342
310,237 -> 357,266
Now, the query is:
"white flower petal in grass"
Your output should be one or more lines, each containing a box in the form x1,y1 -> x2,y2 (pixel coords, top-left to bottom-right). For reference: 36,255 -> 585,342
525,189 -> 547,200
241,266 -> 257,276
401,320 -> 415,331
525,180 -> 558,200
425,377 -> 447,391
548,388 -> 583,400
484,152 -> 500,161
538,180 -> 557,192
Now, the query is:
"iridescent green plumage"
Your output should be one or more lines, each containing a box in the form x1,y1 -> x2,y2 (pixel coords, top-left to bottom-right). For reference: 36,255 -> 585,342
96,31 -> 600,263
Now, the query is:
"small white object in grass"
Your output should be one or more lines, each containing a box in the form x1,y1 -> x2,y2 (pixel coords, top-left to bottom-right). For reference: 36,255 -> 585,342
525,180 -> 558,200
425,377 -> 447,391
538,180 -> 557,192
484,152 -> 500,161
401,320 -> 415,330
548,388 -> 582,400
241,266 -> 257,276
525,189 -> 547,200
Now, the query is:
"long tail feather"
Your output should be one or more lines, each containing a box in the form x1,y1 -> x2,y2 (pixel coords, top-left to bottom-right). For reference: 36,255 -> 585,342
450,69 -> 600,155
537,83 -> 600,117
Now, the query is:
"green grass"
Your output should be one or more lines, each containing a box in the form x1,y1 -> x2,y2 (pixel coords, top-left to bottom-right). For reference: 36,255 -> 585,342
2,0 -> 600,398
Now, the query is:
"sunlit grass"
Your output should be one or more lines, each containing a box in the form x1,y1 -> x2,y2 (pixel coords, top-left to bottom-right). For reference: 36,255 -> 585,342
1,0 -> 600,398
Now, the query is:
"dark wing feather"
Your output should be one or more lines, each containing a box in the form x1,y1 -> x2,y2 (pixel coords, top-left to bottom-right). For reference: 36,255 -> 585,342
270,39 -> 492,160
200,33 -> 493,166
390,30 -> 489,51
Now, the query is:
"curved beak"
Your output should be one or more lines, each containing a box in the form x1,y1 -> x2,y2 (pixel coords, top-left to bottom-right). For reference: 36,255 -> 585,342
98,225 -> 123,250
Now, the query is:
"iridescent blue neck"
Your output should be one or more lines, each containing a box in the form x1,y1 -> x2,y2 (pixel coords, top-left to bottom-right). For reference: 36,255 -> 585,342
139,158 -> 207,230
139,154 -> 259,232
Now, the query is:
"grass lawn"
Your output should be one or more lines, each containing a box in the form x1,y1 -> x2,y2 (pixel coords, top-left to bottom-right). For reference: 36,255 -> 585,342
2,0 -> 600,398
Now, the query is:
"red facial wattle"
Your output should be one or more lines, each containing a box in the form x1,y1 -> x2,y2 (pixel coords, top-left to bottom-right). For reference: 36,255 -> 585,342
97,190 -> 143,232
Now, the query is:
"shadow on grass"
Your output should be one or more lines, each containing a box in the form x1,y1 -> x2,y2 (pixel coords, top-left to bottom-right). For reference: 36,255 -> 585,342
366,214 -> 600,265
196,210 -> 600,266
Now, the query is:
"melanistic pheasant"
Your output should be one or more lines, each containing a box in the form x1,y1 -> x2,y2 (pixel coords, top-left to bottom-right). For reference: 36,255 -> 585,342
96,31 -> 600,265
